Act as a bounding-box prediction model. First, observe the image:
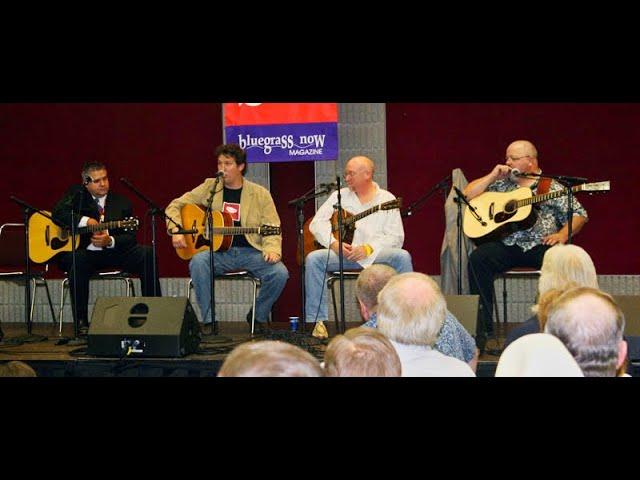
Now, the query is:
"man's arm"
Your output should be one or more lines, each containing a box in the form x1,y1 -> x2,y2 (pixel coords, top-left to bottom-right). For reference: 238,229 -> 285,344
542,215 -> 588,246
463,164 -> 511,200
165,179 -> 212,249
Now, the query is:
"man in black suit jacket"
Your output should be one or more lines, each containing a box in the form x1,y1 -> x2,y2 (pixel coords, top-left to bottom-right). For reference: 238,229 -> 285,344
52,161 -> 161,334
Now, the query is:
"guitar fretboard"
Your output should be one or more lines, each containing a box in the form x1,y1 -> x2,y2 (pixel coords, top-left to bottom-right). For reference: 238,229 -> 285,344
516,185 -> 584,208
210,227 -> 261,234
77,220 -> 134,234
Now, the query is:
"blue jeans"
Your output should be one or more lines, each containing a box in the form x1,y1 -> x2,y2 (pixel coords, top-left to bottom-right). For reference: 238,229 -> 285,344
304,248 -> 413,323
189,247 -> 289,324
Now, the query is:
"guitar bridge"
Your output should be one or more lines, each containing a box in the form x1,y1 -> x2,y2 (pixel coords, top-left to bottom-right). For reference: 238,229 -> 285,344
489,203 -> 494,220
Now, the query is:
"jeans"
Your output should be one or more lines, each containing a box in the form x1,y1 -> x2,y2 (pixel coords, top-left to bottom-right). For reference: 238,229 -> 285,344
189,247 -> 289,324
304,248 -> 413,323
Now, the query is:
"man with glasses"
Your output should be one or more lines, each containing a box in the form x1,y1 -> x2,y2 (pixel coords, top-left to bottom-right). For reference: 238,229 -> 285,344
52,161 -> 161,335
463,140 -> 588,353
305,155 -> 412,330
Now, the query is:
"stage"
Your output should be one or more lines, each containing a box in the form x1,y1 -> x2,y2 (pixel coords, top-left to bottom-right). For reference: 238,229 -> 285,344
0,321 -> 511,377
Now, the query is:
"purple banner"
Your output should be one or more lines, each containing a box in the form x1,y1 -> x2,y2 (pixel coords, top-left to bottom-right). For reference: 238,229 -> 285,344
225,122 -> 338,163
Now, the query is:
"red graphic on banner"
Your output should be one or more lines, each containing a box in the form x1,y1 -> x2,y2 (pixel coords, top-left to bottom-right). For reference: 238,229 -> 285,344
225,103 -> 337,126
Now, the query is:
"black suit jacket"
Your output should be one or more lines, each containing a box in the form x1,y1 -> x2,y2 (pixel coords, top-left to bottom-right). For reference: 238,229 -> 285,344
52,185 -> 137,251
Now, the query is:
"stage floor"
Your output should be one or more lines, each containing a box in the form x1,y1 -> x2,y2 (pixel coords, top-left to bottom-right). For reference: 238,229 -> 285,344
0,321 -> 505,377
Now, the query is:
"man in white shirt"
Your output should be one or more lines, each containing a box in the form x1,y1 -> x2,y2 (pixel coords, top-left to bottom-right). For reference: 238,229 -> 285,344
377,272 -> 475,377
305,156 -> 412,325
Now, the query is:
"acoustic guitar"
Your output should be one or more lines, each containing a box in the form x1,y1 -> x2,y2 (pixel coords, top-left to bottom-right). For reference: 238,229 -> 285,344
462,181 -> 610,243
28,210 -> 139,263
175,204 -> 281,260
298,198 -> 402,265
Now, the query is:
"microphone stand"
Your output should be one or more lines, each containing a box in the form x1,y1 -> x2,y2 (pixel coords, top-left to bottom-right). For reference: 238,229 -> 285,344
203,176 -> 231,341
334,175 -> 347,334
401,174 -> 451,219
452,187 -> 486,295
288,182 -> 337,332
119,177 -> 178,297
9,196 -> 57,343
514,172 -> 587,244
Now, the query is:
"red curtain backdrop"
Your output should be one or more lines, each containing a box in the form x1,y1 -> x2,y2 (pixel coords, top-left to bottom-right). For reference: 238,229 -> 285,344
386,103 -> 639,276
0,103 -> 636,323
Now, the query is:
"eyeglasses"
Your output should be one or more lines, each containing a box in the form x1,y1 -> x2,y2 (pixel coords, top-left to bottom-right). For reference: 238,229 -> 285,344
343,170 -> 361,179
505,155 -> 531,162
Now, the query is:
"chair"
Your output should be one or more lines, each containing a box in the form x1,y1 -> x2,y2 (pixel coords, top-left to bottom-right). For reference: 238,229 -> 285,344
187,270 -> 261,334
494,267 -> 541,335
327,270 -> 361,333
444,294 -> 479,337
59,269 -> 135,332
0,223 -> 57,324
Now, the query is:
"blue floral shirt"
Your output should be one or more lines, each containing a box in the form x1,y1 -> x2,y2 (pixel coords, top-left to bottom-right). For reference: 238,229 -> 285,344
487,177 -> 588,252
364,311 -> 476,363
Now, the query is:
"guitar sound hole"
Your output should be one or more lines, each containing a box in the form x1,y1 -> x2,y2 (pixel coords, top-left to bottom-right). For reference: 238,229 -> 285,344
504,200 -> 517,214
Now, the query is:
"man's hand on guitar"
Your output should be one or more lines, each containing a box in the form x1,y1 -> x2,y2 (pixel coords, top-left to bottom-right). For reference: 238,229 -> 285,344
91,231 -> 112,248
172,233 -> 187,249
542,232 -> 568,246
330,241 -> 352,257
346,245 -> 368,262
263,252 -> 281,264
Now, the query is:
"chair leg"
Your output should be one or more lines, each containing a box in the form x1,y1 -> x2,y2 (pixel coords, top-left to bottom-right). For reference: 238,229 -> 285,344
251,279 -> 258,334
59,277 -> 68,333
41,279 -> 58,325
502,276 -> 508,336
492,277 -> 500,337
29,277 -> 37,324
328,277 -> 340,334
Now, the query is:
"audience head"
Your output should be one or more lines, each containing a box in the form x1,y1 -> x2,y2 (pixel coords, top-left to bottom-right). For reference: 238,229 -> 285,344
355,264 -> 398,321
0,361 -> 37,377
218,340 -> 323,377
377,272 -> 446,346
495,333 -> 583,377
324,327 -> 401,377
545,287 -> 626,377
537,244 -> 598,298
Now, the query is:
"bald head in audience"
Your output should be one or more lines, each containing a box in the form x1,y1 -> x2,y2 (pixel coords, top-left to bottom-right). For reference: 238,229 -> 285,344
355,264 -> 398,321
218,340 -> 323,377
324,327 -> 401,377
377,272 -> 446,346
546,287 -> 627,377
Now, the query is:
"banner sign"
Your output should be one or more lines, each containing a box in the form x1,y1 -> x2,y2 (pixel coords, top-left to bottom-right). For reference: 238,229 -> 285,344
224,103 -> 338,162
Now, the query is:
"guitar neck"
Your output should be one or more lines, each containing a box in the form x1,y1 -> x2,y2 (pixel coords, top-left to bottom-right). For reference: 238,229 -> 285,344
337,205 -> 381,229
78,220 -> 129,234
517,185 -> 583,208
211,227 -> 261,235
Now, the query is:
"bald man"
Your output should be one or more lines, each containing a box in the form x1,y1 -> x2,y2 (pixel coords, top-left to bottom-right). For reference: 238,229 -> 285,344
305,156 -> 412,326
464,140 -> 588,353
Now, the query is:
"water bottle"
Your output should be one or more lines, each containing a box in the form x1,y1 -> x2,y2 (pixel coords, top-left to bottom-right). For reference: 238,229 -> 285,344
289,316 -> 299,332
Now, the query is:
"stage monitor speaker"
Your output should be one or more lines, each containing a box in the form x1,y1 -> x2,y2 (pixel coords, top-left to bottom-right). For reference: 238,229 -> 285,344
87,297 -> 201,357
444,294 -> 479,336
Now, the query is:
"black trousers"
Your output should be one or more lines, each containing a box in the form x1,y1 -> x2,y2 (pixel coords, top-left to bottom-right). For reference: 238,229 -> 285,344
467,241 -> 549,343
58,245 -> 161,325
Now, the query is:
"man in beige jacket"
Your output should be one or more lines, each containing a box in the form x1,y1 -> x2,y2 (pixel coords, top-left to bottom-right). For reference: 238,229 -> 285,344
166,143 -> 288,332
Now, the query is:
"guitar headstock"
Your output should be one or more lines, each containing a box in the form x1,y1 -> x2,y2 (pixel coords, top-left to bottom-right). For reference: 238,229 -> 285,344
121,217 -> 140,231
579,181 -> 610,192
259,224 -> 281,236
381,198 -> 402,210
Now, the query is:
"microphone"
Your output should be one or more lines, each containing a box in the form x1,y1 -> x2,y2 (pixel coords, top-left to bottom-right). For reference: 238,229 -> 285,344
120,177 -> 132,186
214,171 -> 225,178
319,181 -> 338,191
